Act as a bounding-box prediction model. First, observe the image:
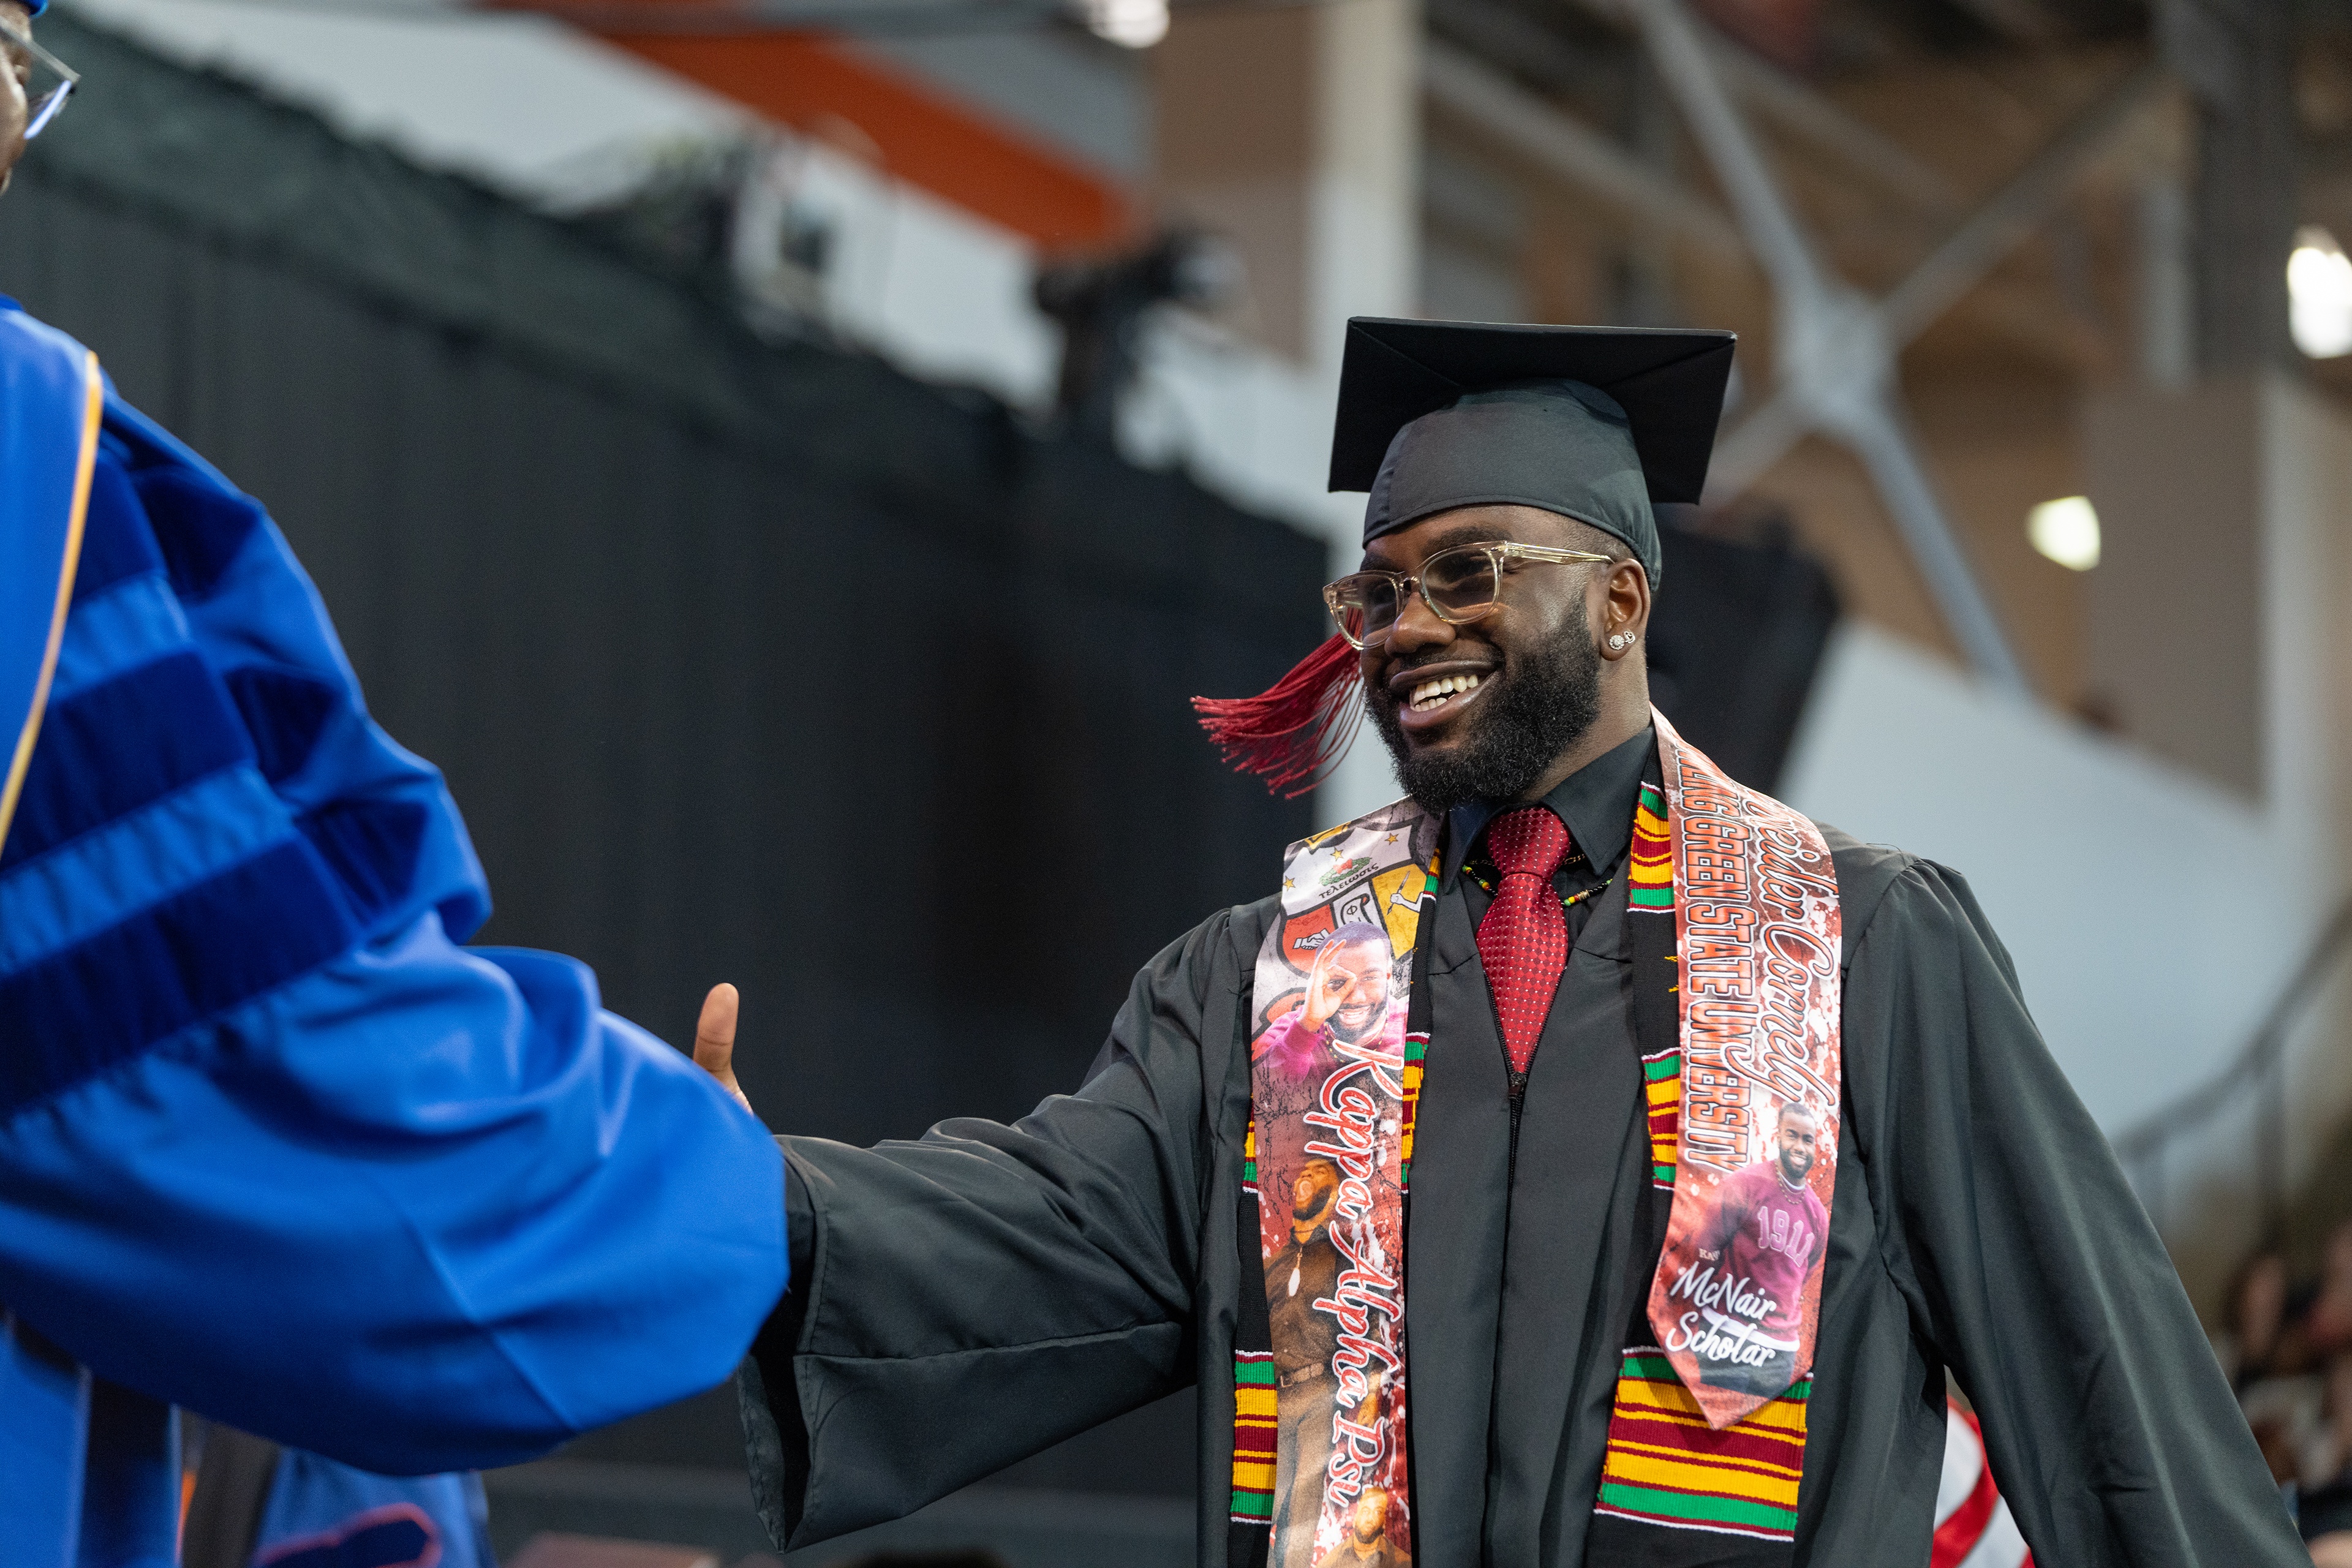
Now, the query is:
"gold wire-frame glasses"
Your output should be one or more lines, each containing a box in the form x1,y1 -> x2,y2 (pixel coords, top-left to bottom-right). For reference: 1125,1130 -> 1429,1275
1322,541 -> 1618,650
0,14 -> 77,141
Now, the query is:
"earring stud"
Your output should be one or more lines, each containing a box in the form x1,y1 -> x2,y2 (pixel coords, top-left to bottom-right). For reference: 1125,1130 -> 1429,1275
1608,633 -> 1632,650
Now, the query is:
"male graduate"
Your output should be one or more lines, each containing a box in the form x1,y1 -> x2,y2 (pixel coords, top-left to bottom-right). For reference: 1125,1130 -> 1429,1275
0,6 -> 783,1562
725,317 -> 2301,1568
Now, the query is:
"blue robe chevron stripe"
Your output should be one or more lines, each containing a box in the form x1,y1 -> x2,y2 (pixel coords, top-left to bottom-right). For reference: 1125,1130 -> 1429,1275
0,307 -> 96,850
0,302 -> 787,1568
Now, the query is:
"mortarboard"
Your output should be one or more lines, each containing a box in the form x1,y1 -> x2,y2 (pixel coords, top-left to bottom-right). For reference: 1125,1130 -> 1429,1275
1197,317 -> 1738,797
1330,317 -> 1737,584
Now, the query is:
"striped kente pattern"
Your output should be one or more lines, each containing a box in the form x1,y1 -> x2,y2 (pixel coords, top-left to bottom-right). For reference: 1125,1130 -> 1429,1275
1629,782 -> 1673,911
1630,780 -> 1679,1189
1609,774 -> 1811,1540
1641,1046 -> 1680,1189
1398,863 -> 1433,1189
1595,1351 -> 1810,1542
1232,1348 -> 1279,1524
1232,1117 -> 1276,1526
1400,1030 -> 1428,1186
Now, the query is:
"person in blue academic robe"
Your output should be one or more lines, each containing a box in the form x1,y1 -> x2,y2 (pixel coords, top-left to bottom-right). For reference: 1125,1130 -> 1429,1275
0,9 -> 787,1564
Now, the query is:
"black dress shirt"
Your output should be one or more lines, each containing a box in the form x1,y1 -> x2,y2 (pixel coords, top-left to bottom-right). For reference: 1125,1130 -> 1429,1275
1448,722 -> 1656,949
1448,725 -> 1781,1567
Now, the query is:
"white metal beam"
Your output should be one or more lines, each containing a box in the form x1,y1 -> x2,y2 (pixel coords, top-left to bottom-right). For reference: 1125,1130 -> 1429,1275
1713,57 -> 2171,496
1879,59 -> 2169,349
1623,0 -> 2031,693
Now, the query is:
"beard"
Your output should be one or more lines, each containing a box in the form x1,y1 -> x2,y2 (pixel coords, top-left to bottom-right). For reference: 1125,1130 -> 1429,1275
1366,611 -> 1604,816
1330,997 -> 1385,1045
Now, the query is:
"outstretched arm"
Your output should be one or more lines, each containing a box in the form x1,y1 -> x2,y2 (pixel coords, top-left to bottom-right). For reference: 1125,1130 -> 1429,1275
0,392 -> 784,1474
733,901 -> 1257,1550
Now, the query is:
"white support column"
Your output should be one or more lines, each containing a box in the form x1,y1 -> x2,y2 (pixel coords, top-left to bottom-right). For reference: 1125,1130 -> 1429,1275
1308,0 -> 1422,825
1151,0 -> 1420,825
1304,0 -> 1422,376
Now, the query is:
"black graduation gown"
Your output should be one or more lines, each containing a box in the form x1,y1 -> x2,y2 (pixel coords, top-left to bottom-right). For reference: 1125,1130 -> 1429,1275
738,827 -> 2304,1568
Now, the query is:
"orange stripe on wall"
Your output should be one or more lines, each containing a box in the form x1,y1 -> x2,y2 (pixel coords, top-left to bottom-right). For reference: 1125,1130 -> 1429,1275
598,30 -> 1137,249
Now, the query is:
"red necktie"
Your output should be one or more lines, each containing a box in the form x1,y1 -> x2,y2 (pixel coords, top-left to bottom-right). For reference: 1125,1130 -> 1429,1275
1476,806 -> 1572,1076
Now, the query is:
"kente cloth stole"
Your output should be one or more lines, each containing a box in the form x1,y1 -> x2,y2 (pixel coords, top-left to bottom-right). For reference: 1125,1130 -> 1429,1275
1596,714 -> 1840,1547
1642,708 -> 1842,1430
1597,778 -> 1811,1544
1226,709 -> 1841,1566
1229,798 -> 1436,1568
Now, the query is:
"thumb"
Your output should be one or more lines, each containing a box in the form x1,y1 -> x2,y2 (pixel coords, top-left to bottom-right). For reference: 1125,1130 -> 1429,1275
693,982 -> 753,1114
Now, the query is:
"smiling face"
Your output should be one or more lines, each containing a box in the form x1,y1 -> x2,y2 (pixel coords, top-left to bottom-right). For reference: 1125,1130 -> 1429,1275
1774,1103 -> 1819,1186
1357,503 -> 1643,816
1306,932 -> 1392,1043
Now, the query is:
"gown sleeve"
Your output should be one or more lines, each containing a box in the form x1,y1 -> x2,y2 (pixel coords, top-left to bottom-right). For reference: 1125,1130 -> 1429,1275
0,396 -> 785,1476
1843,858 -> 2305,1566
739,901 -> 1258,1550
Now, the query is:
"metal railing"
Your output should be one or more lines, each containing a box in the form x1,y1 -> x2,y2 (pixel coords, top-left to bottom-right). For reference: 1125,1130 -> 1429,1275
2113,894 -> 2352,1242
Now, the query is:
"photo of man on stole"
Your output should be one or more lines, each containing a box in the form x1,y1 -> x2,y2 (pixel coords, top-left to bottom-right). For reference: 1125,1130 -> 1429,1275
1251,916 -> 1415,1568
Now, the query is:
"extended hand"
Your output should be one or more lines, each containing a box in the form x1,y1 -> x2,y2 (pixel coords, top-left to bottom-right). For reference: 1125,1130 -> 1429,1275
693,982 -> 755,1115
1302,970 -> 1341,1036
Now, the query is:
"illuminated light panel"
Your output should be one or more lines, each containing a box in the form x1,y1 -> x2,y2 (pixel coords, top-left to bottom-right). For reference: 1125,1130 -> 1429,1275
2027,496 -> 2100,572
2290,225 -> 2352,360
1085,0 -> 1169,48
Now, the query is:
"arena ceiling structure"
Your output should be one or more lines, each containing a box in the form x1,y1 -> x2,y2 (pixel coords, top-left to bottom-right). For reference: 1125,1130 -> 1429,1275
387,0 -> 2310,699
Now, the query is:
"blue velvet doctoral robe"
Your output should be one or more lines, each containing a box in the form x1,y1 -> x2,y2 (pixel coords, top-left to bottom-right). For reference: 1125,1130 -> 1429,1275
0,302 -> 788,1567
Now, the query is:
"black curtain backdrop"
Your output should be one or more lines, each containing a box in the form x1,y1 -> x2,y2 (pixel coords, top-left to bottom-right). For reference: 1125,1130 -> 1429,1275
1648,521 -> 1839,793
1,13 -> 1321,1490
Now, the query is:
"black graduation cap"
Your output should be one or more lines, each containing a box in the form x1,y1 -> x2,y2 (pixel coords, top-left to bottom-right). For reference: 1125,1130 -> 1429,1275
1329,318 -> 1738,576
1331,317 -> 1737,497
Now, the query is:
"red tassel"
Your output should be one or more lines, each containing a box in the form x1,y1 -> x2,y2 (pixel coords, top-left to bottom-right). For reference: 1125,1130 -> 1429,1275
1193,633 -> 1365,798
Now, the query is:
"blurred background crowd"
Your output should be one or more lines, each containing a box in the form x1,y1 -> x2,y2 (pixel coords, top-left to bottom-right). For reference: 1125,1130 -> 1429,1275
2225,1227 -> 2352,1565
13,0 -> 2352,1561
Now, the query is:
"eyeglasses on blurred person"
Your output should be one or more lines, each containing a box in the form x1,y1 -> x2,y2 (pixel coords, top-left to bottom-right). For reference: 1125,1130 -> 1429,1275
0,12 -> 74,141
